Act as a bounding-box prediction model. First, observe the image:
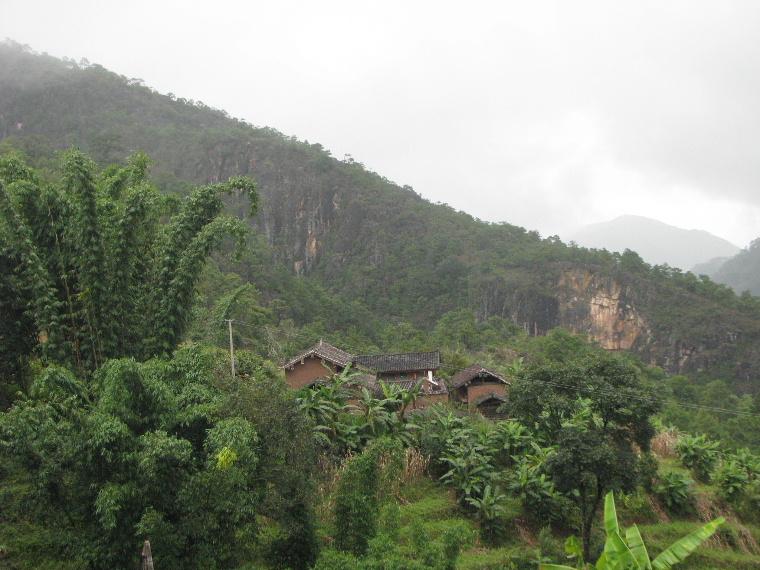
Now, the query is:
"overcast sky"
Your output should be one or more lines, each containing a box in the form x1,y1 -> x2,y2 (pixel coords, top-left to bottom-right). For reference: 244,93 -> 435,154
2,0 -> 759,246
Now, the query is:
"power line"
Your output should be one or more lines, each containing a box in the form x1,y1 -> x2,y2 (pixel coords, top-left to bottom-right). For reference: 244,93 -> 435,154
218,319 -> 760,419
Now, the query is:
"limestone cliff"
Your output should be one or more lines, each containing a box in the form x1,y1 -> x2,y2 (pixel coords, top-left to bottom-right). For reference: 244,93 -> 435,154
557,269 -> 649,351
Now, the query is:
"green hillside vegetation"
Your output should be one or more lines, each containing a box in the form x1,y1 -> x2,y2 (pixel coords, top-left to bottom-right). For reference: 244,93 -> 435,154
710,239 -> 760,297
2,42 -> 760,569
2,41 -> 760,394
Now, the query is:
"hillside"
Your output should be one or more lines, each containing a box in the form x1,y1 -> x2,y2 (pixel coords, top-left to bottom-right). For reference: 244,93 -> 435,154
2,41 -> 760,391
569,215 -> 740,271
708,240 -> 760,296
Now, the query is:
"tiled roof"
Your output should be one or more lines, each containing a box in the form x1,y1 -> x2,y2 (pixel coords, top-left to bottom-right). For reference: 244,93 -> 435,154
363,376 -> 449,398
449,364 -> 509,389
353,351 -> 441,373
283,340 -> 353,369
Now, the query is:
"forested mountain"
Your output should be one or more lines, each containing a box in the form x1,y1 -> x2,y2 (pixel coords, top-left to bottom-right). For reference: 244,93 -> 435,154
709,239 -> 760,296
2,41 -> 760,392
569,215 -> 740,270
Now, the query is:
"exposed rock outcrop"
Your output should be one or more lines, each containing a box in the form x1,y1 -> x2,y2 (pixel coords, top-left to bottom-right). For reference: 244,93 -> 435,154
557,269 -> 649,351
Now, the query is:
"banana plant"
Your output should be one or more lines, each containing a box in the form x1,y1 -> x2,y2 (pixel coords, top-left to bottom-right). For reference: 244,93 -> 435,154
541,491 -> 724,569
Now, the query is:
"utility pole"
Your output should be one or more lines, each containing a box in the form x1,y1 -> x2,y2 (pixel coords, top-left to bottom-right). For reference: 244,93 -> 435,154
140,540 -> 154,570
225,319 -> 235,377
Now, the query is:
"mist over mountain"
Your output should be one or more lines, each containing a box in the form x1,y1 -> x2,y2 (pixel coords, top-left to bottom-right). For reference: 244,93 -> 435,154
569,215 -> 740,270
2,41 -> 760,392
703,239 -> 760,296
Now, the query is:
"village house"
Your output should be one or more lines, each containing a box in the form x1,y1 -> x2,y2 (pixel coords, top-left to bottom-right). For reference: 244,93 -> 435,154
448,364 -> 510,418
281,340 -> 353,389
282,341 -> 508,414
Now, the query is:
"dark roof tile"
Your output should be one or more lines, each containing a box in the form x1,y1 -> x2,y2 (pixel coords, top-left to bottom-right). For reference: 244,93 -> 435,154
283,340 -> 353,369
449,364 -> 509,389
353,351 -> 440,373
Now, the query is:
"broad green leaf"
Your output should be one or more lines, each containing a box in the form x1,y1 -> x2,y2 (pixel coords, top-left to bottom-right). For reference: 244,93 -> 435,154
603,530 -> 639,569
652,517 -> 725,570
626,525 -> 652,570
540,565 -> 577,570
603,491 -> 620,537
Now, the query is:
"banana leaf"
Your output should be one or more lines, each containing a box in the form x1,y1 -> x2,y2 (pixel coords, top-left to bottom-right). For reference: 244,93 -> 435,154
651,517 -> 725,570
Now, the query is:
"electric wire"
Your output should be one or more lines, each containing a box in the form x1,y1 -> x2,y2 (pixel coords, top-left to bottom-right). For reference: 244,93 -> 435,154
220,319 -> 760,419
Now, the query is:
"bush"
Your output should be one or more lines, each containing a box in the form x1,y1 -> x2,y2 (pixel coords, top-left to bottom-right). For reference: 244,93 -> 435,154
333,438 -> 402,556
506,460 -> 560,524
313,549 -> 359,570
676,434 -> 720,483
638,452 -> 659,491
655,471 -> 693,513
465,485 -> 508,545
735,479 -> 760,524
714,460 -> 749,503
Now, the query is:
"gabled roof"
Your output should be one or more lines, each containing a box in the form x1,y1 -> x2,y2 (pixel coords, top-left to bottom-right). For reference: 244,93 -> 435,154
283,340 -> 353,369
449,364 -> 509,389
353,351 -> 441,373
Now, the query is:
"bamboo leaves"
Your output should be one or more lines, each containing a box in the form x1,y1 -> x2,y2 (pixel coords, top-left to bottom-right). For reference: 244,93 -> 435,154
0,150 -> 258,374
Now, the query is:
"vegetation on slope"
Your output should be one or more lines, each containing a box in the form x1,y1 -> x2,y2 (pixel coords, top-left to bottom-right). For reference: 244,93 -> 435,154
2,41 -> 760,391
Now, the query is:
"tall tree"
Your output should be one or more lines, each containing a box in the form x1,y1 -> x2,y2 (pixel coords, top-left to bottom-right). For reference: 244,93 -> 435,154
0,150 -> 257,376
507,351 -> 660,560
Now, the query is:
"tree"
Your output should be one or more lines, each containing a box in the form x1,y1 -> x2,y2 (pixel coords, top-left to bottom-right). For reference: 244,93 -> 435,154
508,351 -> 660,560
0,346 -> 266,569
0,150 -> 257,376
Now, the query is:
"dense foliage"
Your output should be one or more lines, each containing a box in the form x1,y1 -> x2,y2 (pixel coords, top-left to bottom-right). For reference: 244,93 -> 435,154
2,348 -> 255,568
0,150 -> 256,385
2,41 -> 760,394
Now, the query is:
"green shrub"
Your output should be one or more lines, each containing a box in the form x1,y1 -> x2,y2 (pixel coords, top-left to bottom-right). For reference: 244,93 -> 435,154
506,460 -> 559,524
714,460 -> 749,503
313,549 -> 359,570
465,485 -> 508,545
735,479 -> 760,523
655,471 -> 693,513
333,445 -> 381,556
638,452 -> 659,491
676,434 -> 720,483
619,488 -> 656,522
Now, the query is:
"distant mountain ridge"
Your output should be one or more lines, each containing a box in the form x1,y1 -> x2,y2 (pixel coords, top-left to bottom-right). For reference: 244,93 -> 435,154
569,215 -> 740,271
2,41 -> 760,392
700,239 -> 760,296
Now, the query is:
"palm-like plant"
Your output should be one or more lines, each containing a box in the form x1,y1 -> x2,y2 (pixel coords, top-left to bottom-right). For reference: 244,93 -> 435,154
654,471 -> 693,513
541,491 -> 724,570
465,484 -> 508,544
714,460 -> 749,503
440,442 -> 495,503
357,387 -> 392,437
506,460 -> 556,514
490,420 -> 533,464
676,434 -> 720,483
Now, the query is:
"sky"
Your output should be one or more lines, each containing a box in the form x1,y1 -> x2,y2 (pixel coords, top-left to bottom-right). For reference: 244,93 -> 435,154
1,0 -> 759,246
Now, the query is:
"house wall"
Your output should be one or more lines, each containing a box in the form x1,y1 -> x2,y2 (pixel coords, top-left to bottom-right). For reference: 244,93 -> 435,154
466,383 -> 507,406
285,357 -> 338,389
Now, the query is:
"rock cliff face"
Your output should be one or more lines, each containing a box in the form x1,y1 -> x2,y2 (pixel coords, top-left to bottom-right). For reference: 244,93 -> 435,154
557,269 -> 649,351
